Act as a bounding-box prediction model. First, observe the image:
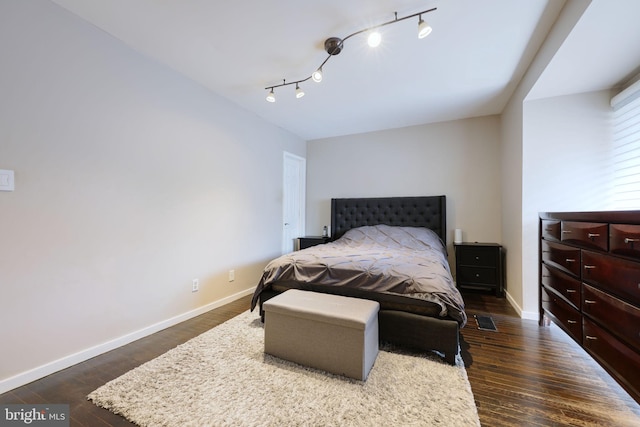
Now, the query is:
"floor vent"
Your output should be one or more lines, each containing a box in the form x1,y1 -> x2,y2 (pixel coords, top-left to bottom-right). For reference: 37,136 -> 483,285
475,315 -> 497,332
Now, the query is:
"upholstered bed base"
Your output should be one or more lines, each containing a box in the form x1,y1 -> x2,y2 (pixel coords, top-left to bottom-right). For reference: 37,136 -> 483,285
379,310 -> 459,365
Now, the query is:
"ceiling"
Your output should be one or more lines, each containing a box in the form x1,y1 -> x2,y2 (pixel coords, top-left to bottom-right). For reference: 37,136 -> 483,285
50,0 -> 640,140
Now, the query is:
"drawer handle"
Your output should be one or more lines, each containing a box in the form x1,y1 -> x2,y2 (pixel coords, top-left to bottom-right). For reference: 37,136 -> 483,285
545,228 -> 553,232
562,230 -> 572,234
475,256 -> 480,260
567,320 -> 577,324
584,300 -> 596,304
565,258 -> 576,263
584,265 -> 596,270
587,233 -> 600,239
566,289 -> 577,293
624,237 -> 639,244
475,273 -> 480,278
585,336 -> 598,340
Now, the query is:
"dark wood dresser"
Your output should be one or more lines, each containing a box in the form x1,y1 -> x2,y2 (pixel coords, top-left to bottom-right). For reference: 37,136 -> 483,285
539,211 -> 640,404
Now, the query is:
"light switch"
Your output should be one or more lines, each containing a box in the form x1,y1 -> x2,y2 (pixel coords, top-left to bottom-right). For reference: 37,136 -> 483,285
0,169 -> 15,191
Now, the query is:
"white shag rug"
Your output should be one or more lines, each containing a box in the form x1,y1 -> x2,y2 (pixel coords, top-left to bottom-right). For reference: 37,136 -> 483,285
89,310 -> 480,427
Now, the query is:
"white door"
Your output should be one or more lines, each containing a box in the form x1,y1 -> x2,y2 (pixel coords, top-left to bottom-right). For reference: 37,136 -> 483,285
282,152 -> 306,254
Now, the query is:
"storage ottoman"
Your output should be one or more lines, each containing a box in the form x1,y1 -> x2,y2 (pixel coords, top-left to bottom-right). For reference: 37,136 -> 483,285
263,289 -> 380,380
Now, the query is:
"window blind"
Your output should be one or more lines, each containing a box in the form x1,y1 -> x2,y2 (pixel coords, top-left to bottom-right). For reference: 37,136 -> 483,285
612,82 -> 640,209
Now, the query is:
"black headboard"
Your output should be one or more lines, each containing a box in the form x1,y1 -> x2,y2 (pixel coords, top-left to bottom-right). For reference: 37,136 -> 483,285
330,196 -> 447,243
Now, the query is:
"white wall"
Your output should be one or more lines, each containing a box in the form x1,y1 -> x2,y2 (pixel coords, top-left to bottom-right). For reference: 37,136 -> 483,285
500,95 -> 524,313
499,0 -> 591,317
306,116 -> 502,259
0,0 -> 305,391
520,90 -> 613,317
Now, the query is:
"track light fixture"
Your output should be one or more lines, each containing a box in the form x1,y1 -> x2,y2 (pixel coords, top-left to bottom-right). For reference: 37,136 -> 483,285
266,88 -> 275,103
264,7 -> 437,102
367,31 -> 382,48
418,15 -> 433,39
312,67 -> 323,83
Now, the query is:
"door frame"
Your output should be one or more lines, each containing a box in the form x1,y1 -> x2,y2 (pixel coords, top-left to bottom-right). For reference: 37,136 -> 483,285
282,152 -> 306,254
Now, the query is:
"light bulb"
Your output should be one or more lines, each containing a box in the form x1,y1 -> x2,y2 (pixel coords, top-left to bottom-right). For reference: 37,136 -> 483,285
312,68 -> 323,83
367,31 -> 381,47
266,89 -> 275,102
295,84 -> 305,98
418,18 -> 432,39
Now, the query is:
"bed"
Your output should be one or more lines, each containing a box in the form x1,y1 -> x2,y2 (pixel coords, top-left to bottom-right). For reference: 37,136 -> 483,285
251,195 -> 465,364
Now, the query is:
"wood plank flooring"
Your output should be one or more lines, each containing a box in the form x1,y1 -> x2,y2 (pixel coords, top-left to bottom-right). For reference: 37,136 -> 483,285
461,291 -> 640,426
1,292 -> 639,426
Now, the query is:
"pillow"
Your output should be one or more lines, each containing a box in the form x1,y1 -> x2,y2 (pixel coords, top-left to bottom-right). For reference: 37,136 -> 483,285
339,224 -> 446,255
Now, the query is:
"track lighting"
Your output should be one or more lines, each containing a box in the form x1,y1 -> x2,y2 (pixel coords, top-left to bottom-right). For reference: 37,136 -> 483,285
264,7 -> 437,102
367,31 -> 382,48
418,15 -> 432,39
266,89 -> 275,103
312,67 -> 323,83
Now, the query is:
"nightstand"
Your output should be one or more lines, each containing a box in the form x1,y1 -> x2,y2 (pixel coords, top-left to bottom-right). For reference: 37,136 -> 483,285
454,242 -> 505,297
297,236 -> 330,250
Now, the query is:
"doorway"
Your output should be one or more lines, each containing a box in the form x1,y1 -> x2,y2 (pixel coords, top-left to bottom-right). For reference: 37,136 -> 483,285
282,152 -> 306,254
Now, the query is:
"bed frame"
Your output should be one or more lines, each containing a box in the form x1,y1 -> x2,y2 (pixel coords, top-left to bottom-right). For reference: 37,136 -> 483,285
261,195 -> 460,364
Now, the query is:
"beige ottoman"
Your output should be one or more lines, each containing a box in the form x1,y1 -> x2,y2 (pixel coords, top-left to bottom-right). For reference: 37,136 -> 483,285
263,289 -> 380,380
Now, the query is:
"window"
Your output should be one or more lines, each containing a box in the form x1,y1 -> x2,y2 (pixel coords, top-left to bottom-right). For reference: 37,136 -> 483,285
611,79 -> 640,209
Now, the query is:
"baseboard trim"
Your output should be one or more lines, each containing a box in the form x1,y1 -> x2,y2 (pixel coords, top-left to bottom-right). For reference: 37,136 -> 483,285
504,291 -> 539,321
0,287 -> 255,395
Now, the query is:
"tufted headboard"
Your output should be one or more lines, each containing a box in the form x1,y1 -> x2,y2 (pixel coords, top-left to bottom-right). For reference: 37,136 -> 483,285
330,196 -> 447,243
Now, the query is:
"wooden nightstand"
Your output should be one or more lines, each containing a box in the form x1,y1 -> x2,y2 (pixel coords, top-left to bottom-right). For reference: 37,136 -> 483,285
454,242 -> 505,297
297,236 -> 330,250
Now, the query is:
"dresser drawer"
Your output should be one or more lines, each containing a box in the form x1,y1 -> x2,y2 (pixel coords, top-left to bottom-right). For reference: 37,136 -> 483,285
583,283 -> 640,352
610,224 -> 640,260
541,240 -> 581,277
457,246 -> 498,267
457,266 -> 497,286
541,264 -> 581,309
583,317 -> 640,400
541,220 -> 560,241
541,287 -> 582,344
582,250 -> 640,306
561,221 -> 608,251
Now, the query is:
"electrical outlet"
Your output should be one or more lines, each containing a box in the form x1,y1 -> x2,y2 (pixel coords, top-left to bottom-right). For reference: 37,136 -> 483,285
0,169 -> 14,192
228,270 -> 235,282
192,278 -> 199,292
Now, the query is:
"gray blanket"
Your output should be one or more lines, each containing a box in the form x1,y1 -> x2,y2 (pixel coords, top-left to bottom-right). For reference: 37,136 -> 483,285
251,224 -> 466,326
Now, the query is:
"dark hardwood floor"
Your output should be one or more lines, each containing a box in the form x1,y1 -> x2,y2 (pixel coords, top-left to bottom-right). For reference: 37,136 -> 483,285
461,291 -> 640,427
1,292 -> 639,426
